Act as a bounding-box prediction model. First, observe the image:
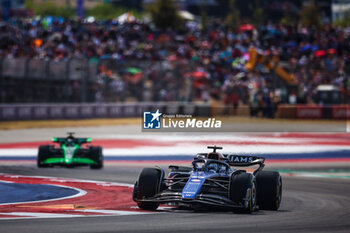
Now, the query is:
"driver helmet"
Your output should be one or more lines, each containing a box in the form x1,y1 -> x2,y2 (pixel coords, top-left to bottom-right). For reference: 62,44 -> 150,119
206,163 -> 218,173
67,138 -> 74,147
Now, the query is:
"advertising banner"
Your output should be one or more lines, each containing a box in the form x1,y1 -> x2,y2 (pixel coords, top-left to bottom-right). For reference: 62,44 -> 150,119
296,105 -> 322,119
332,105 -> 350,119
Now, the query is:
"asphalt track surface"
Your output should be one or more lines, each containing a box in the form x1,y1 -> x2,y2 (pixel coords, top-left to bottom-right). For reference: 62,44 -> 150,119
0,165 -> 349,233
0,123 -> 350,233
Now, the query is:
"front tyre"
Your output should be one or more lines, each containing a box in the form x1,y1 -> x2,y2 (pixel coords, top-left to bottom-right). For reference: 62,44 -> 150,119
230,173 -> 256,213
90,146 -> 103,169
37,145 -> 50,168
256,171 -> 282,210
135,168 -> 162,211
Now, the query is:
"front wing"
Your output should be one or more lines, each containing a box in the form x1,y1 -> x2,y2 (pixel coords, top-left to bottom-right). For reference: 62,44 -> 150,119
135,191 -> 247,209
43,156 -> 96,166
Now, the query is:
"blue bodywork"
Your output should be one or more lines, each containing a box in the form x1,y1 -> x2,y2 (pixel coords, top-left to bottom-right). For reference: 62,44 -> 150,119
181,171 -> 230,199
181,172 -> 208,199
165,159 -> 231,199
179,160 -> 232,199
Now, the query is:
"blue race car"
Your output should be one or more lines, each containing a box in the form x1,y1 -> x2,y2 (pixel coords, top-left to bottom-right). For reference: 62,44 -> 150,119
133,146 -> 282,213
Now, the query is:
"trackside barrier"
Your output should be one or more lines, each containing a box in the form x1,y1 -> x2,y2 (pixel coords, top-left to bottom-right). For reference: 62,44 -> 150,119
332,105 -> 350,119
296,105 -> 322,119
277,105 -> 296,118
1,104 -> 347,121
278,105 -> 350,119
0,103 -> 211,121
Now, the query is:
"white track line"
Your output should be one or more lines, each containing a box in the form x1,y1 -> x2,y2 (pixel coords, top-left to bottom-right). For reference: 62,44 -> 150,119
0,179 -> 13,183
77,209 -> 153,215
0,212 -> 85,218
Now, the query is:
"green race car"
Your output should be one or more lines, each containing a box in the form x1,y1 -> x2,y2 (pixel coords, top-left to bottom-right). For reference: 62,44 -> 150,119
37,132 -> 103,169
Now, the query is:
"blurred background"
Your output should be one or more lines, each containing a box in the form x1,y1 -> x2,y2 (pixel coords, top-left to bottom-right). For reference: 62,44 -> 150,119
0,3 -> 349,226
0,0 -> 349,120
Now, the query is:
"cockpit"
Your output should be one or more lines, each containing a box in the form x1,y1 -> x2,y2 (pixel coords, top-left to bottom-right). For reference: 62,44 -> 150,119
192,160 -> 229,173
192,146 -> 230,173
66,138 -> 75,147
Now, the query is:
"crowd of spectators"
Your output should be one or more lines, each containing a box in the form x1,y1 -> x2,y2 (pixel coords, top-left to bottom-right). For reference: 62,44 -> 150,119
0,17 -> 349,115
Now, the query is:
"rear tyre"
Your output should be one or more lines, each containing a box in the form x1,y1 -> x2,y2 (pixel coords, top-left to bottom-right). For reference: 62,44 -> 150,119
37,145 -> 50,168
256,171 -> 282,210
230,172 -> 256,214
90,146 -> 103,169
135,168 -> 162,210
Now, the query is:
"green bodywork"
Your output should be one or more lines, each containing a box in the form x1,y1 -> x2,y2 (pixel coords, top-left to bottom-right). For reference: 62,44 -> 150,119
43,137 -> 95,165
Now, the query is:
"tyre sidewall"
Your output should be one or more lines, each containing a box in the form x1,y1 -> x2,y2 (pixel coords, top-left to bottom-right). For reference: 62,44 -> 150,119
90,146 -> 103,169
256,171 -> 282,210
135,168 -> 163,210
37,145 -> 50,167
230,172 -> 256,213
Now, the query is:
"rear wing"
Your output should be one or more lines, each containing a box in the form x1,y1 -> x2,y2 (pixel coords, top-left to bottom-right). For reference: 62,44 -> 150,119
227,155 -> 265,167
52,137 -> 92,144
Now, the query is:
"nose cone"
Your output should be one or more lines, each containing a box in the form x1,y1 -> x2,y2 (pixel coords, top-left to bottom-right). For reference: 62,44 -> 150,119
181,175 -> 205,199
